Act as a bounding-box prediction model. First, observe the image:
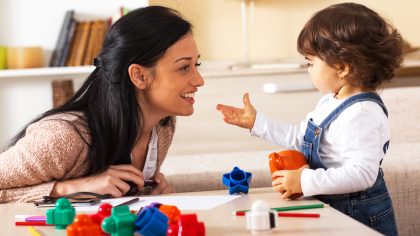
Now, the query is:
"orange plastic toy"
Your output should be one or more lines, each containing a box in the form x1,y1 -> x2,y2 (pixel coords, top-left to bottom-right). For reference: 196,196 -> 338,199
159,204 -> 181,225
67,214 -> 101,236
268,150 -> 308,199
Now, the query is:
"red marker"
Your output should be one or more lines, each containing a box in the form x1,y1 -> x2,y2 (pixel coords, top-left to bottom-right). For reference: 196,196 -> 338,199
15,221 -> 52,226
232,211 -> 320,218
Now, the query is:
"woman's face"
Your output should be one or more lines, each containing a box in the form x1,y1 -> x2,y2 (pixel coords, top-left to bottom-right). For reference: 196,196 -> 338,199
142,34 -> 204,117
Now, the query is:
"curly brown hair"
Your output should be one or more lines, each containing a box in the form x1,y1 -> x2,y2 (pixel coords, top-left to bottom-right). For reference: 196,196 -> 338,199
297,3 -> 403,90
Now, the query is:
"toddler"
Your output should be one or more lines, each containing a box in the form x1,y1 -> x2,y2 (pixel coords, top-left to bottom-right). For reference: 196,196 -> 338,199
216,3 -> 403,235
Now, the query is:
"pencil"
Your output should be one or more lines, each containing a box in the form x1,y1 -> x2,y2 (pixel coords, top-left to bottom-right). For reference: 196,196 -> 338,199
232,211 -> 320,218
27,226 -> 42,236
116,197 -> 139,207
236,203 -> 324,213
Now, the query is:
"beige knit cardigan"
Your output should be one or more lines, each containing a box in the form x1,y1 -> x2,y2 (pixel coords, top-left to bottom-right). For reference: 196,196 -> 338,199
0,113 -> 175,203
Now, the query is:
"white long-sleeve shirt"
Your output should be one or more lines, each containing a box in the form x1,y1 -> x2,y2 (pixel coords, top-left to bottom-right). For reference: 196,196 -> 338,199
251,93 -> 390,196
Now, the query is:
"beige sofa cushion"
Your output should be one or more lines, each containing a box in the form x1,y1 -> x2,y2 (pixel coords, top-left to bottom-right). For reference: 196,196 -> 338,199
162,150 -> 274,193
382,142 -> 420,236
381,87 -> 420,143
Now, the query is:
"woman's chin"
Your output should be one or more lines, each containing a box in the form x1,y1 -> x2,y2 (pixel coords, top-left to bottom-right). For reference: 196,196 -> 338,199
176,108 -> 194,116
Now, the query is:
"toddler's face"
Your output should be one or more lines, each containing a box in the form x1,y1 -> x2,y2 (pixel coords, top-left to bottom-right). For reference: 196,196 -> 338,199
304,55 -> 343,95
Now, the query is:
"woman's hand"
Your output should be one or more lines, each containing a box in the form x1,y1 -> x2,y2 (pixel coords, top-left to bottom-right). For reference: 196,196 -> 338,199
271,165 -> 309,199
150,172 -> 172,195
51,164 -> 145,198
216,93 -> 257,129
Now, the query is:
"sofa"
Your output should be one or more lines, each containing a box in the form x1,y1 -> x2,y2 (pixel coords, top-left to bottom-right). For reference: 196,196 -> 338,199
161,85 -> 420,236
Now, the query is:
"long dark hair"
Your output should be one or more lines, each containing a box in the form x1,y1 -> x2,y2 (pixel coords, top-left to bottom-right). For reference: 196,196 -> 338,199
297,3 -> 403,90
8,6 -> 192,175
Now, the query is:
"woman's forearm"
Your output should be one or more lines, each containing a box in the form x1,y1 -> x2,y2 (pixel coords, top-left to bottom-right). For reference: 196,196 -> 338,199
50,180 -> 77,197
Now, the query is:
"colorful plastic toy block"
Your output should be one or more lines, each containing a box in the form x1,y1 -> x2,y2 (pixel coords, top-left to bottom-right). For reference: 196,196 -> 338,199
101,205 -> 137,236
269,149 -> 307,199
135,207 -> 169,236
222,166 -> 252,194
158,204 -> 181,225
167,214 -> 205,236
268,149 -> 307,174
45,198 -> 76,229
246,200 -> 277,233
90,203 -> 113,234
67,214 -> 101,236
90,203 -> 112,225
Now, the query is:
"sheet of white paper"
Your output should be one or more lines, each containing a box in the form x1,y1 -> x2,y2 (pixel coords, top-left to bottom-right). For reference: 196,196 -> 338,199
75,195 -> 242,212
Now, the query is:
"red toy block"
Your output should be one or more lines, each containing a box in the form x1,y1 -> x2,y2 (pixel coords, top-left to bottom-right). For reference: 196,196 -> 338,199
167,214 -> 205,236
67,214 -> 101,236
90,203 -> 113,225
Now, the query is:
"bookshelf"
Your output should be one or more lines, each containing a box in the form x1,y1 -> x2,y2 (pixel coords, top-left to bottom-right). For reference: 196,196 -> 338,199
0,66 -> 94,80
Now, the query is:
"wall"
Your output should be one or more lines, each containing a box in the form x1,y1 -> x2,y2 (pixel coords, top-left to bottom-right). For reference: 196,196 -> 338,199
0,0 -> 148,146
150,0 -> 419,61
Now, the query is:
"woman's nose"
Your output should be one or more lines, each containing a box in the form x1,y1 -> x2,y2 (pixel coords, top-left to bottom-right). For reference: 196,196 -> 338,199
192,71 -> 205,87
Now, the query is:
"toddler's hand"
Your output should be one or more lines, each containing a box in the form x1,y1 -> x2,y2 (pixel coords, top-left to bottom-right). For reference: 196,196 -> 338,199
216,93 -> 257,129
271,164 -> 309,199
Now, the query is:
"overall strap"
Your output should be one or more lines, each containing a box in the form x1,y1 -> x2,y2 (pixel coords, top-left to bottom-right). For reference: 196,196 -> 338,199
320,92 -> 388,129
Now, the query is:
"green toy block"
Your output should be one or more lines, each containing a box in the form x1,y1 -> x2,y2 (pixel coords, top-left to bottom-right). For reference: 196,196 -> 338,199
101,205 -> 137,236
46,198 -> 76,229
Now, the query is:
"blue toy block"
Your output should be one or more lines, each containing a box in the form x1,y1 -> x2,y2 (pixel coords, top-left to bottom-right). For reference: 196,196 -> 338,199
135,207 -> 169,236
222,166 -> 252,194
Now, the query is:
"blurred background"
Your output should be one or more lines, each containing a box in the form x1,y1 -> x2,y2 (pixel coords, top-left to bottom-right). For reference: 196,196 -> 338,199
0,0 -> 418,152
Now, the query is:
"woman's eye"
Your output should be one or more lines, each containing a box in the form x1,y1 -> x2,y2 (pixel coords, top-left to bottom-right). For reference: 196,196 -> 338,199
195,62 -> 202,67
179,65 -> 190,72
306,63 -> 313,68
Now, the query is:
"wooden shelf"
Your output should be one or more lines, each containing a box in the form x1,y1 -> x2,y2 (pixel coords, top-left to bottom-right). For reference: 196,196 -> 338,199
0,66 -> 95,80
0,64 -> 308,81
0,59 -> 419,81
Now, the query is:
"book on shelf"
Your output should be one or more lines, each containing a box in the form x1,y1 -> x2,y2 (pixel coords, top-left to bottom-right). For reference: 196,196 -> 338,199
50,8 -> 132,68
65,21 -> 82,67
49,10 -> 75,67
82,20 -> 108,65
58,19 -> 77,67
73,21 -> 92,66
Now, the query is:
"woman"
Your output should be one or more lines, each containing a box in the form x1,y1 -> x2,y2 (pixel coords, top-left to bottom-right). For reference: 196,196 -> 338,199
0,6 -> 204,203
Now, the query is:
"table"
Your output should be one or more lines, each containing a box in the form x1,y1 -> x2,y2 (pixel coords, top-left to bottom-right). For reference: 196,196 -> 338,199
0,187 -> 380,235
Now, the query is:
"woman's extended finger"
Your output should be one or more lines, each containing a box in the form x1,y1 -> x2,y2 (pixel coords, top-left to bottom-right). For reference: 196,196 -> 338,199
109,165 -> 144,179
150,173 -> 169,195
110,178 -> 131,196
151,180 -> 168,195
105,184 -> 125,198
107,168 -> 145,188
161,184 -> 172,194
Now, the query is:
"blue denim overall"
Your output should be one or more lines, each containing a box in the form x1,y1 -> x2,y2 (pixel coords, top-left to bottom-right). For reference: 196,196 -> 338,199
300,92 -> 397,236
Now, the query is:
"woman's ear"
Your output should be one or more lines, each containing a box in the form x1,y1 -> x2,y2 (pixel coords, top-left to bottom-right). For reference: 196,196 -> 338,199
128,64 -> 150,89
